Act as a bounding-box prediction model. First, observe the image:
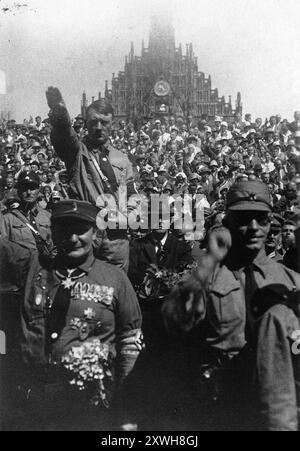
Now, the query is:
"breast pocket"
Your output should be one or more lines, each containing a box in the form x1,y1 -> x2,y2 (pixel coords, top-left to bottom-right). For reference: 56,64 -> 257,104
11,224 -> 33,243
209,287 -> 245,326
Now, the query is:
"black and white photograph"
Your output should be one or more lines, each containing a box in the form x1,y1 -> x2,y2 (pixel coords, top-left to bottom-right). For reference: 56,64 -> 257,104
0,0 -> 300,433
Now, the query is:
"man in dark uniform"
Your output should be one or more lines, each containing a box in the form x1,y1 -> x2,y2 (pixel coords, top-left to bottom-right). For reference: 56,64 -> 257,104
163,180 -> 300,431
0,170 -> 52,253
45,87 -> 136,272
0,200 -> 142,430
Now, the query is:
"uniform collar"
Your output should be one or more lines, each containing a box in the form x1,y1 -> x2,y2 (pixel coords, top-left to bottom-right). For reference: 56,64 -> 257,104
225,248 -> 269,279
55,250 -> 95,274
78,251 -> 96,273
84,136 -> 113,154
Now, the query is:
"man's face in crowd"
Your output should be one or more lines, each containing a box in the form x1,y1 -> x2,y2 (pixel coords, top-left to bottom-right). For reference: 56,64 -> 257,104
14,161 -> 21,171
245,114 -> 252,122
118,129 -> 125,139
281,224 -> 296,250
129,137 -> 135,147
170,143 -> 177,153
46,172 -> 53,183
266,224 -> 281,250
216,144 -> 222,154
6,177 -> 14,189
189,182 -> 198,195
227,210 -> 271,254
161,125 -> 166,134
31,163 -> 39,173
262,173 -> 270,184
18,182 -> 40,205
170,131 -> 178,140
270,116 -> 276,126
265,153 -> 272,162
53,219 -> 96,262
235,113 -> 241,122
285,182 -> 297,200
41,162 -> 49,172
87,110 -> 112,146
256,118 -> 262,127
275,160 -> 283,170
217,156 -> 224,166
36,117 -> 42,126
116,140 -> 123,150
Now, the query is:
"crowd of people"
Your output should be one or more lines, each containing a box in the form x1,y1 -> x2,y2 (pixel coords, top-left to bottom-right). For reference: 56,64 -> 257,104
0,88 -> 300,431
1,110 -> 300,232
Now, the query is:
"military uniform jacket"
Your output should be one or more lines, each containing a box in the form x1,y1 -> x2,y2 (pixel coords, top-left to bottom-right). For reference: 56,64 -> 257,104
0,240 -> 142,382
51,120 -> 135,205
193,250 -> 300,430
0,206 -> 51,250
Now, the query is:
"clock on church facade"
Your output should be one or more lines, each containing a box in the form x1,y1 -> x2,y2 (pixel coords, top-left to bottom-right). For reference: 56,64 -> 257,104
81,16 -> 242,125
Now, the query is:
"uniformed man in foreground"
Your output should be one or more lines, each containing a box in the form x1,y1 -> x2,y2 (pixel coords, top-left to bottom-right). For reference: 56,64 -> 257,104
163,180 -> 300,431
0,200 -> 142,430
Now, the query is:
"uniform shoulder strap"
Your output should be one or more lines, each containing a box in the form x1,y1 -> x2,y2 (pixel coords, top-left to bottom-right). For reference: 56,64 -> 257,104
9,209 -> 42,238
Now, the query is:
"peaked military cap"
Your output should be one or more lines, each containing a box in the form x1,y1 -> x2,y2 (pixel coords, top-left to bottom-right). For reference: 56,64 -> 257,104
226,180 -> 272,212
17,170 -> 40,187
52,200 -> 98,223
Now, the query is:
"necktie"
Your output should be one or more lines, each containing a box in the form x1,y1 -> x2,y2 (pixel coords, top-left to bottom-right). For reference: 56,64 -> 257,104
156,240 -> 164,263
244,264 -> 259,344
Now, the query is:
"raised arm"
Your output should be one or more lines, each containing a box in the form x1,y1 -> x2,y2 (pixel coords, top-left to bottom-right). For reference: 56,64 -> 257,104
46,87 -> 80,170
162,226 -> 232,333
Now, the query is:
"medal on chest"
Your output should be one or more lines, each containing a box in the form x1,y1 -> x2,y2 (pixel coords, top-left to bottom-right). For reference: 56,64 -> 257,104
55,268 -> 86,289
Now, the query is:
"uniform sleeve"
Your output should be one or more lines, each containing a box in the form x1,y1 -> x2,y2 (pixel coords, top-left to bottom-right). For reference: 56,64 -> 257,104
162,253 -> 216,333
256,304 -> 299,431
114,269 -> 143,385
0,214 -> 10,239
0,238 -> 32,289
50,109 -> 81,171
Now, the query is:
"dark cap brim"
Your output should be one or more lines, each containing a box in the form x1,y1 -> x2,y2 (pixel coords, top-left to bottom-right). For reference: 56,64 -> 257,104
53,211 -> 96,223
227,202 -> 272,212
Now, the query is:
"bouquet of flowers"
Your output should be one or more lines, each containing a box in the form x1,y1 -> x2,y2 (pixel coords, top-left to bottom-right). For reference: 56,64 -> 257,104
61,339 -> 114,408
137,262 -> 198,301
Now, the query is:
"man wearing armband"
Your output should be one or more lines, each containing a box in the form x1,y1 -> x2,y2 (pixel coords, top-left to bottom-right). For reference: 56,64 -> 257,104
0,200 -> 142,430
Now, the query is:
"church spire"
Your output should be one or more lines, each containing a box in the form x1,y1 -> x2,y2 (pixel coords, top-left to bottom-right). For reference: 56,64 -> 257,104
148,14 -> 175,58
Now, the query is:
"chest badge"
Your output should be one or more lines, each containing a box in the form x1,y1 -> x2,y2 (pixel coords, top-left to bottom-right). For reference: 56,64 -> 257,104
84,308 -> 96,320
79,322 -> 89,341
55,268 -> 86,290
